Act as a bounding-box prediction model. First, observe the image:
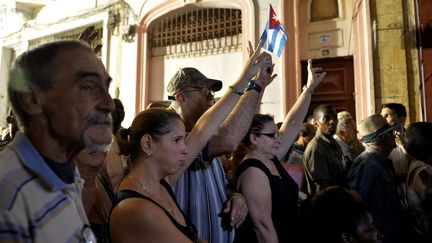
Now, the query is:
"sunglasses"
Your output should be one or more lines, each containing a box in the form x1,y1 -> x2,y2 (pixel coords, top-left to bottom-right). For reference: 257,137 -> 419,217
255,131 -> 282,139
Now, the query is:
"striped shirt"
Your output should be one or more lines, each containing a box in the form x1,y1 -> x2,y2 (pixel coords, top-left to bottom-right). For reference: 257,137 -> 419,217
173,147 -> 235,243
0,132 -> 93,242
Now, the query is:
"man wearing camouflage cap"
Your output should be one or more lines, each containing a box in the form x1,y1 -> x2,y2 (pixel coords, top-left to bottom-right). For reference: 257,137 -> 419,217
168,43 -> 276,243
167,67 -> 223,98
167,67 -> 223,129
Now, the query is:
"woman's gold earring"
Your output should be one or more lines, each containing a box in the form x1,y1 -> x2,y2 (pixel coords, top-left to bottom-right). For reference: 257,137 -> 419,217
145,152 -> 152,158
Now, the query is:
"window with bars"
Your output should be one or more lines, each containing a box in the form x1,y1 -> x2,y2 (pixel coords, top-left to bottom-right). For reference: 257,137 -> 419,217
149,8 -> 242,57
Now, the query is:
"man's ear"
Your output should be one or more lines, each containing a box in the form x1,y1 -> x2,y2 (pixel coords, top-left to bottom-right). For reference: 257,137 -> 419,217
175,91 -> 186,103
339,130 -> 347,139
340,232 -> 354,243
17,87 -> 43,116
313,117 -> 319,127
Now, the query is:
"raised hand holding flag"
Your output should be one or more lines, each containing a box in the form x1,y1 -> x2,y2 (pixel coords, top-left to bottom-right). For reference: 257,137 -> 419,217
260,4 -> 287,57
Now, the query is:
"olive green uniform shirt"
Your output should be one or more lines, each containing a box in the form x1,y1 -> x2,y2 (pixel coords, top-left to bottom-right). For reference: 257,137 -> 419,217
304,132 -> 348,195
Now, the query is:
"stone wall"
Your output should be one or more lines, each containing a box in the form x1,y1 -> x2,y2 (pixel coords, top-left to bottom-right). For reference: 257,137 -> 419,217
370,0 -> 420,122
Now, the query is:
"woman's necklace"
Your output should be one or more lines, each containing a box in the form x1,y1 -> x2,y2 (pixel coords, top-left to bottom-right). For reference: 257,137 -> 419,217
124,176 -> 174,214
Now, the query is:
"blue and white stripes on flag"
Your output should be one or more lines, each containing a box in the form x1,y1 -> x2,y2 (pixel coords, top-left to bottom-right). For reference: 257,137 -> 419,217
259,5 -> 288,57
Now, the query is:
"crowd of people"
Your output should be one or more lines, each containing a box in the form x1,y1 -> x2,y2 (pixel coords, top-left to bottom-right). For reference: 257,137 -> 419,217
0,39 -> 431,243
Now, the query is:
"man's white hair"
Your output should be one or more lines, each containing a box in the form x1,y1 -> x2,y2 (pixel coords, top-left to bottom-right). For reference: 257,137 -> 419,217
336,111 -> 354,135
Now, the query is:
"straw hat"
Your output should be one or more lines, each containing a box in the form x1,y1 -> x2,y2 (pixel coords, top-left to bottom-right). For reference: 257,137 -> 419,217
358,114 -> 397,142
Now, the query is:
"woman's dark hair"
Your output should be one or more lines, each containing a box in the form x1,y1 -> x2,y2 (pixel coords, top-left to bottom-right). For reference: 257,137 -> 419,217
116,108 -> 182,173
309,186 -> 372,242
242,114 -> 275,147
405,122 -> 432,164
230,114 -> 275,177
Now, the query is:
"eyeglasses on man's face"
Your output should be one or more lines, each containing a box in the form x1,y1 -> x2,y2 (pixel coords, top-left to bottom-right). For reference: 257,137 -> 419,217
182,87 -> 215,97
255,131 -> 282,139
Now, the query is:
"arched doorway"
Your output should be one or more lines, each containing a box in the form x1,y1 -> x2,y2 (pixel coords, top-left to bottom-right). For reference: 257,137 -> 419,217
135,0 -> 255,113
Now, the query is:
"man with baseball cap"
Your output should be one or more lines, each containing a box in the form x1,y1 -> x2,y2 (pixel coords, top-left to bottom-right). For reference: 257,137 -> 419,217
167,67 -> 223,100
348,114 -> 406,243
167,68 -> 224,130
168,43 -> 276,243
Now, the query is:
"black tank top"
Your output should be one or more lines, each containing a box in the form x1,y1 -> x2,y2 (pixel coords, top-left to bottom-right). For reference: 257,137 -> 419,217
234,157 -> 300,243
116,179 -> 199,243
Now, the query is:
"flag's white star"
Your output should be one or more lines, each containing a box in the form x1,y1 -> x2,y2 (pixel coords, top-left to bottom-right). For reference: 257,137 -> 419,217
272,14 -> 279,22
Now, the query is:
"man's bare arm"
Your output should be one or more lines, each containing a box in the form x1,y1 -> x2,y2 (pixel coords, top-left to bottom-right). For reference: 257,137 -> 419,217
208,49 -> 276,158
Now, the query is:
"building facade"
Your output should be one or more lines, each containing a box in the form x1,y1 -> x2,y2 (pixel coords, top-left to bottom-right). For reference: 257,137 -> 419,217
0,0 -> 430,127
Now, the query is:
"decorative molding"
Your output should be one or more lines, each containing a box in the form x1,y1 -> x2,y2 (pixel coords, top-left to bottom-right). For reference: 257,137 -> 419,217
15,0 -> 45,20
136,0 -> 255,112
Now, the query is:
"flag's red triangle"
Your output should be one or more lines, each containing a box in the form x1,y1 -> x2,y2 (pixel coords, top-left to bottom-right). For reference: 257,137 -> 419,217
269,4 -> 281,29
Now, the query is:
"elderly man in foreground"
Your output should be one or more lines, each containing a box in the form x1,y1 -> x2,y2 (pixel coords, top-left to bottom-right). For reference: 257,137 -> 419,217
0,40 -> 114,242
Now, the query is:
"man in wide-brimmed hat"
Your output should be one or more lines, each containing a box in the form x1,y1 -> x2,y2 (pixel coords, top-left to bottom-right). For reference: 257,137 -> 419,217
348,114 -> 406,243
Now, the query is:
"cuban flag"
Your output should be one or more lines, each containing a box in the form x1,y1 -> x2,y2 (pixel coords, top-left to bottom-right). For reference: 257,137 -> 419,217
260,4 -> 287,57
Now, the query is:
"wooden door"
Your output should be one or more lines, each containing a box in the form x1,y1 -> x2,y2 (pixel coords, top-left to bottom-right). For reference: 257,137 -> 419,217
417,0 -> 432,121
301,56 -> 355,120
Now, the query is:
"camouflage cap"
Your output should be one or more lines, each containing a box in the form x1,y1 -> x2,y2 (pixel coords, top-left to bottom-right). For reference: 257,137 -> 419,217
167,67 -> 222,99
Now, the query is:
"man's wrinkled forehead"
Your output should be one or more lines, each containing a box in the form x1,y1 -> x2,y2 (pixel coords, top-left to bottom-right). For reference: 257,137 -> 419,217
60,48 -> 111,84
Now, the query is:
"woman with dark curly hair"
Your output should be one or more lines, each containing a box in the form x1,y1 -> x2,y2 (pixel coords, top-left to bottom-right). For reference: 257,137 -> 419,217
309,186 -> 383,243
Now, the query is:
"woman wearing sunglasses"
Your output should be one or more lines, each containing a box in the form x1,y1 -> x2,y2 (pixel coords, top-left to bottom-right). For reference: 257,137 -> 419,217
232,60 -> 325,243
